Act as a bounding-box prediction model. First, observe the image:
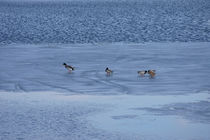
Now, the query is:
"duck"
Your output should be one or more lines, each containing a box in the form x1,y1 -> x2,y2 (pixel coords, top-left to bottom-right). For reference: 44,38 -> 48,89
148,70 -> 156,78
63,63 -> 74,72
137,70 -> 147,76
105,67 -> 113,75
149,70 -> 156,73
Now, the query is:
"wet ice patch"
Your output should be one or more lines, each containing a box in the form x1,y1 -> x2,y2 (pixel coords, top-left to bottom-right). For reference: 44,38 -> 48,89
134,101 -> 210,123
111,115 -> 138,120
88,91 -> 210,140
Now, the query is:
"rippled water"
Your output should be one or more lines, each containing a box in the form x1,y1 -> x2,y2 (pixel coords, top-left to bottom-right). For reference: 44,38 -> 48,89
0,0 -> 210,44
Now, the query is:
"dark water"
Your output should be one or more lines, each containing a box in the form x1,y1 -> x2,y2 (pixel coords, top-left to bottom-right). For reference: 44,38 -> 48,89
0,0 -> 210,44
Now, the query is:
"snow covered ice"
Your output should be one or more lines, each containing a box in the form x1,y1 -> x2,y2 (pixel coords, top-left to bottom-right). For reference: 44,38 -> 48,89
0,0 -> 210,140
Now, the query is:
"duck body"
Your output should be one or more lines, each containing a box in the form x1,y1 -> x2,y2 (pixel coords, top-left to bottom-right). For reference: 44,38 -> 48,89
149,70 -> 156,73
63,63 -> 74,72
137,70 -> 147,76
148,70 -> 156,78
105,67 -> 113,75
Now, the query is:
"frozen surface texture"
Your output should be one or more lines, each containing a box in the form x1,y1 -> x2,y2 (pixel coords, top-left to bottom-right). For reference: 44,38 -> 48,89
0,92 -> 144,140
0,43 -> 210,95
0,0 -> 210,44
0,91 -> 210,140
1,43 -> 210,139
0,0 -> 210,139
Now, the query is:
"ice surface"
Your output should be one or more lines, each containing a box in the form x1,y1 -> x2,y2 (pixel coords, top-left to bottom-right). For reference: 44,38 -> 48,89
0,91 -> 210,140
1,43 -> 210,95
1,42 -> 210,139
0,0 -> 210,139
88,92 -> 210,140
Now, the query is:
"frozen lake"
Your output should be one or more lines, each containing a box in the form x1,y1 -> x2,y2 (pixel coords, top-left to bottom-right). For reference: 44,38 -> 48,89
0,43 -> 210,139
0,0 -> 210,139
0,43 -> 210,95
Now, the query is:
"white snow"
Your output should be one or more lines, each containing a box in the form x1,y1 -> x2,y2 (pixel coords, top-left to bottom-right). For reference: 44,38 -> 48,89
0,90 -> 210,140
